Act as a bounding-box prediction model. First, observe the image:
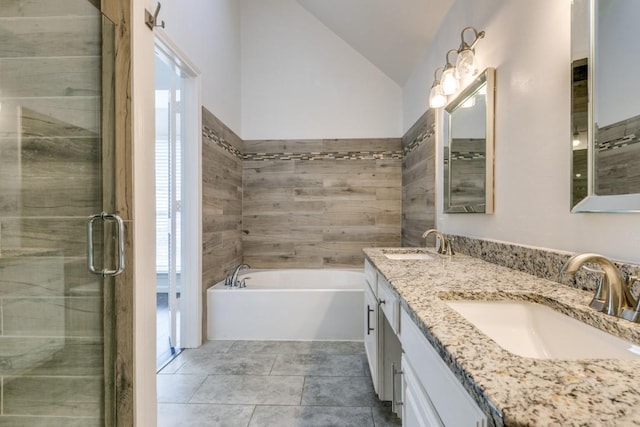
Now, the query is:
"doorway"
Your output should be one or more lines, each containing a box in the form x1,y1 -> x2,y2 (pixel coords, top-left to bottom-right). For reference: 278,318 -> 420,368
154,35 -> 202,370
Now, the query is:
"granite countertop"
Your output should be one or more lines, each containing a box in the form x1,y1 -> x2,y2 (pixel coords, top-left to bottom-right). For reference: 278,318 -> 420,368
363,247 -> 640,427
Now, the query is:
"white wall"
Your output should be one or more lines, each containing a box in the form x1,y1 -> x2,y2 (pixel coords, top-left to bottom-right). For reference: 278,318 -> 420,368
132,1 -> 157,425
240,0 -> 402,139
404,0 -> 640,264
161,0 -> 241,134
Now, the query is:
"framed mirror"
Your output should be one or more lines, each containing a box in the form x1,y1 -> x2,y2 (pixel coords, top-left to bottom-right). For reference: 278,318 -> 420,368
571,0 -> 640,212
443,67 -> 495,213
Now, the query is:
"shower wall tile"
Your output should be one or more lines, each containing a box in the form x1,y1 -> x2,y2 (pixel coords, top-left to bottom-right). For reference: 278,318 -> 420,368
242,139 -> 402,269
0,217 -> 88,256
0,254 -> 64,297
0,98 -> 101,138
402,109 -> 436,247
2,296 -> 102,337
201,107 -> 243,338
2,375 -> 102,416
0,16 -> 100,58
0,337 -> 102,377
0,0 -> 99,18
0,415 -> 101,427
0,56 -> 100,98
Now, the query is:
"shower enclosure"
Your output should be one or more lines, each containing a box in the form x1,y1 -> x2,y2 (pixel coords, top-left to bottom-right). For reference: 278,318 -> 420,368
0,1 -> 130,425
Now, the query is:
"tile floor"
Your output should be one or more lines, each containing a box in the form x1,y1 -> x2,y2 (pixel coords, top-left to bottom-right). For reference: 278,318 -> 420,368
157,340 -> 402,426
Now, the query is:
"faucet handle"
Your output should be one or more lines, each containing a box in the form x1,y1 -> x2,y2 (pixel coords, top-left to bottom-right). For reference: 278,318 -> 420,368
224,276 -> 232,287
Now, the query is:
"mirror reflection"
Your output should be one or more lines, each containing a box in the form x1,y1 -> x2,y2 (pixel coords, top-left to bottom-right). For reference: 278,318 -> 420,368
444,68 -> 495,214
571,0 -> 640,212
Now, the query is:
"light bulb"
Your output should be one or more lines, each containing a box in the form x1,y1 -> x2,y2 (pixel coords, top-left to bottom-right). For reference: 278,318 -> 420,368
429,83 -> 446,108
455,48 -> 477,82
441,67 -> 458,95
573,131 -> 580,147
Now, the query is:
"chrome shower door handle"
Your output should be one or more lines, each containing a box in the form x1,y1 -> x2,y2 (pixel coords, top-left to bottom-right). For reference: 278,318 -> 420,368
87,212 -> 126,277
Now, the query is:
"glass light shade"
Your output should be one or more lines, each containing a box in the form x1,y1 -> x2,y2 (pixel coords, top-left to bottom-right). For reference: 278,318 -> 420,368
441,67 -> 458,95
455,48 -> 477,82
429,83 -> 446,108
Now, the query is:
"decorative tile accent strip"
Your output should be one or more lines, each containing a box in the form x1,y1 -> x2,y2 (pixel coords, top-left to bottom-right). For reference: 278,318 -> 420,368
403,123 -> 435,156
449,152 -> 486,161
243,150 -> 402,161
202,125 -> 243,159
597,134 -> 639,151
447,234 -> 640,295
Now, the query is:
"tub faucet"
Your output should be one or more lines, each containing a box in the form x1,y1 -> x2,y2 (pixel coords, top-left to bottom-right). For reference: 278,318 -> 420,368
421,229 -> 454,255
560,253 -> 637,319
230,263 -> 251,287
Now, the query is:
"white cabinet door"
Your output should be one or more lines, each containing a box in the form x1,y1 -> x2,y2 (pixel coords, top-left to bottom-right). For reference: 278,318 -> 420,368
364,280 -> 379,392
402,354 -> 444,427
400,308 -> 487,427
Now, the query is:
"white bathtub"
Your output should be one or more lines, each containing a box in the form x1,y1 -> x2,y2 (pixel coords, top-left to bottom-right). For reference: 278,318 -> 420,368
207,269 -> 364,341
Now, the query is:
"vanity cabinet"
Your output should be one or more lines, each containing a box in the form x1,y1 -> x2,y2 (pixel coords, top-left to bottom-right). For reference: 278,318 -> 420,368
400,307 -> 487,426
365,259 -> 487,426
364,260 -> 402,409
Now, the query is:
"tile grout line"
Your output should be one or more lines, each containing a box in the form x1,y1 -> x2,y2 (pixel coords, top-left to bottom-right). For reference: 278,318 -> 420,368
299,376 -> 306,406
246,404 -> 257,427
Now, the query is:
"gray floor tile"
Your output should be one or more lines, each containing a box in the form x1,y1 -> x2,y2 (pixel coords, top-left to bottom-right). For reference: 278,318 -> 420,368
158,403 -> 254,427
271,354 -> 364,376
308,341 -> 365,354
190,375 -> 305,405
177,353 -> 276,375
372,405 -> 402,426
302,376 -> 379,407
160,342 -> 235,374
249,405 -> 374,427
227,340 -> 314,355
157,374 -> 207,403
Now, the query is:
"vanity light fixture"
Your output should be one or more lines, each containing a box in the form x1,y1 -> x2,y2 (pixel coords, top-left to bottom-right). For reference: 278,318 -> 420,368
428,68 -> 447,108
427,26 -> 486,109
455,27 -> 486,84
441,49 -> 459,95
573,127 -> 581,147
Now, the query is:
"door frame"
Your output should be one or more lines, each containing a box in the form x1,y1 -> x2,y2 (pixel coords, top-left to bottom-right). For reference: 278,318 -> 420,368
154,30 -> 203,349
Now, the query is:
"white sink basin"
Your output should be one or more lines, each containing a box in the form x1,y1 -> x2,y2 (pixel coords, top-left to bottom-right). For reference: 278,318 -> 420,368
446,300 -> 640,359
382,250 -> 436,261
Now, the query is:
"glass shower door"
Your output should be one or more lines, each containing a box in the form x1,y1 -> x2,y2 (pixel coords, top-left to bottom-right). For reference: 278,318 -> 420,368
0,2 -> 117,426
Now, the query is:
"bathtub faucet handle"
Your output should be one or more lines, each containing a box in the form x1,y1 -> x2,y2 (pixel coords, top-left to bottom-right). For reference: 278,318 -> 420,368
239,278 -> 247,288
231,263 -> 251,287
224,276 -> 232,287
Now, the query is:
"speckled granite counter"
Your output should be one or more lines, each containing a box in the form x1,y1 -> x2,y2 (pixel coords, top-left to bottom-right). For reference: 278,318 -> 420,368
364,247 -> 640,427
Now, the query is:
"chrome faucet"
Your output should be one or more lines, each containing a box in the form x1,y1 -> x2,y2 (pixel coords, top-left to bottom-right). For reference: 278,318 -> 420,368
561,253 -> 638,320
229,263 -> 250,288
421,229 -> 454,255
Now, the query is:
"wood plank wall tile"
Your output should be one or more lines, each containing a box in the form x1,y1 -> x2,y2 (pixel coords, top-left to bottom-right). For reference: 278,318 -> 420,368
201,107 -> 243,337
402,109 -> 436,247
242,139 -> 402,269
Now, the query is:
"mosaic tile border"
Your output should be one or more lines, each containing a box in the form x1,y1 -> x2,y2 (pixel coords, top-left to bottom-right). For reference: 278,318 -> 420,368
598,135 -> 640,151
203,126 -> 403,161
243,151 -> 402,161
447,234 -> 640,295
403,123 -> 435,156
203,126 -> 243,159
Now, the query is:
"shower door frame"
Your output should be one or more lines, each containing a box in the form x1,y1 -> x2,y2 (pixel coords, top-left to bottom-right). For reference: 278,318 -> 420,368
102,1 -> 135,425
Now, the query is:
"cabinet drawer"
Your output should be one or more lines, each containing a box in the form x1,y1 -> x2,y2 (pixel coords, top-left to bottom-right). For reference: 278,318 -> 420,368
377,274 -> 399,334
400,308 -> 487,427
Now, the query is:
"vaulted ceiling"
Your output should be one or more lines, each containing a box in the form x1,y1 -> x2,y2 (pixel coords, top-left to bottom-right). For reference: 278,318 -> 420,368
297,0 -> 454,85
